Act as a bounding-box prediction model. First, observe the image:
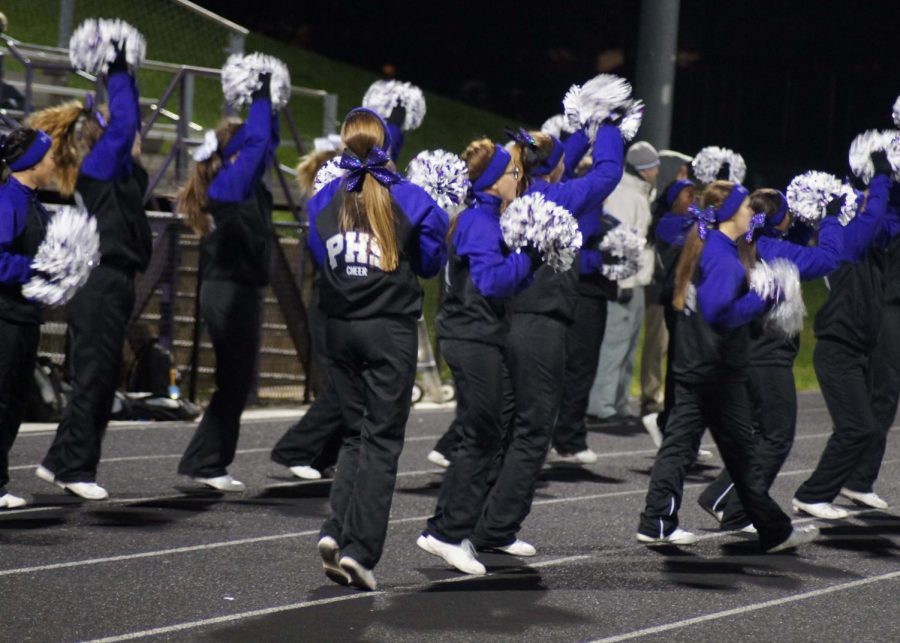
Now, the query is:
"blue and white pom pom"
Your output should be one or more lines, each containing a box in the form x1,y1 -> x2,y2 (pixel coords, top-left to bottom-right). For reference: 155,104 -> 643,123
691,146 -> 747,184
22,206 -> 100,307
848,129 -> 900,184
405,150 -> 470,217
312,157 -> 346,195
749,258 -> 805,338
362,80 -> 426,131
68,18 -> 146,75
541,114 -> 575,138
893,95 -> 900,128
598,223 -> 644,281
221,52 -> 292,110
500,193 -> 582,273
786,170 -> 857,226
563,73 -> 634,140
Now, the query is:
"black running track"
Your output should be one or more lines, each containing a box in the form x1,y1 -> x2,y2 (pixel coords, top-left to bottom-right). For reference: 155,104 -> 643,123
2,393 -> 898,642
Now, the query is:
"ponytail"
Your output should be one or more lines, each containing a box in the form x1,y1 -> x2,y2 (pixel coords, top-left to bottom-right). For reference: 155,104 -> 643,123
338,110 -> 399,272
25,100 -> 86,197
177,118 -> 242,236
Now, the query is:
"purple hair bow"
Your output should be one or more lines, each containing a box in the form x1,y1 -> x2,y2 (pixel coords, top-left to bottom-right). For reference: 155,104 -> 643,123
339,147 -> 401,192
689,204 -> 716,240
85,94 -> 108,128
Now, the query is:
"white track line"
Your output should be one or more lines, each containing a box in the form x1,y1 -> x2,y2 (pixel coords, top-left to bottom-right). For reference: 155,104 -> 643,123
590,570 -> 900,642
2,458 -> 896,577
82,508 -> 889,643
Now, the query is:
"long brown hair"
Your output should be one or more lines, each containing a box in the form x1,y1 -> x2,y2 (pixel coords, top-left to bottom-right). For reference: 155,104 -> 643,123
338,110 -> 399,271
672,180 -> 739,311
25,100 -> 108,197
177,117 -> 243,236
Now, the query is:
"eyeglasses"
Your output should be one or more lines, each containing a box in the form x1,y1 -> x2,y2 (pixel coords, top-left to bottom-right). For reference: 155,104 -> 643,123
504,166 -> 521,180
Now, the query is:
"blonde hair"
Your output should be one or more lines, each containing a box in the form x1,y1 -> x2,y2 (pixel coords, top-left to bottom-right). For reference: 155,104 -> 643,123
25,100 -> 108,197
338,110 -> 399,272
296,149 -> 339,197
672,180 -> 735,311
176,117 -> 243,236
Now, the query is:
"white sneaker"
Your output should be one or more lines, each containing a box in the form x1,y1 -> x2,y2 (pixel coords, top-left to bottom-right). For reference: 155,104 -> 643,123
641,413 -> 663,448
0,493 -> 26,509
636,527 -> 698,546
792,498 -> 849,520
840,488 -> 889,510
427,450 -> 451,468
63,482 -> 109,500
35,465 -> 60,487
766,525 -> 819,553
739,523 -> 758,534
550,448 -> 599,465
417,534 -> 486,575
493,539 -> 537,557
318,536 -> 350,586
289,465 -> 322,481
193,474 -> 246,492
696,448 -> 714,462
339,556 -> 377,591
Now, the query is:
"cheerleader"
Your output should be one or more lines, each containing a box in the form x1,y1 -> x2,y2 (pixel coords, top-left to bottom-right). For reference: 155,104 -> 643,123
29,44 -> 151,500
270,139 -> 344,480
637,180 -> 817,553
793,153 -> 898,517
465,123 -> 623,556
418,139 -> 537,575
697,187 -> 844,529
176,73 -> 279,491
309,107 -> 448,590
0,127 -> 54,509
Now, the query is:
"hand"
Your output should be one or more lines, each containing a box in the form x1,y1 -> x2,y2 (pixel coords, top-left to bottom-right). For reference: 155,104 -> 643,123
617,286 -> 634,304
251,72 -> 272,101
871,150 -> 892,178
823,194 -> 845,219
108,39 -> 129,74
716,161 -> 731,181
387,104 -> 406,127
521,243 -> 543,271
767,283 -> 784,309
600,249 -> 622,266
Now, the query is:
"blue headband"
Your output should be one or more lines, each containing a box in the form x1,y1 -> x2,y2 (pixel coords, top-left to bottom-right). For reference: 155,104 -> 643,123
532,135 -> 564,177
8,130 -> 52,172
714,184 -> 749,223
767,191 -> 789,227
345,107 -> 393,153
665,179 -> 694,209
472,144 -> 511,192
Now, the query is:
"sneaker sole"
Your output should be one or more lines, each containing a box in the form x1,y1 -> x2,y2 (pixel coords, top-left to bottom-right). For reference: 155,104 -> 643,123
417,536 -> 486,575
841,494 -> 888,510
339,559 -> 376,591
792,503 -> 848,520
636,533 -> 698,546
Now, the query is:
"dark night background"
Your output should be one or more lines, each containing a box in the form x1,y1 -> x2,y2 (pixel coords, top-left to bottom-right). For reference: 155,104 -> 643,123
199,0 -> 897,187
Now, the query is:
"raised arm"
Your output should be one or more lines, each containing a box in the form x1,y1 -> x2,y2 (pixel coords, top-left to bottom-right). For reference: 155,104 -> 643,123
80,70 -> 139,181
208,92 -> 274,203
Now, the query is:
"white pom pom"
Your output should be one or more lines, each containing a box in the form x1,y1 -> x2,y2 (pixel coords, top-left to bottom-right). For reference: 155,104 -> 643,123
893,95 -> 900,128
312,157 -> 346,195
540,114 -> 575,138
785,170 -> 849,225
749,258 -> 805,338
619,100 -> 644,142
22,206 -> 100,307
362,80 -> 427,131
405,149 -> 470,218
500,193 -> 582,273
221,52 -> 292,111
68,18 -> 146,75
598,224 -> 644,281
691,146 -> 747,184
563,74 -> 634,140
848,129 -> 900,185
